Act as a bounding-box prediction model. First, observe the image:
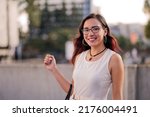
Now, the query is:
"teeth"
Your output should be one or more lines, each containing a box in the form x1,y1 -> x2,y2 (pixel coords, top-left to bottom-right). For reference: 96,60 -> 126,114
89,38 -> 96,41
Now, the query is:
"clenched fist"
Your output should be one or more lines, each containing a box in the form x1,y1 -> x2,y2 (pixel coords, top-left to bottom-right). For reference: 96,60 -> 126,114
44,54 -> 57,71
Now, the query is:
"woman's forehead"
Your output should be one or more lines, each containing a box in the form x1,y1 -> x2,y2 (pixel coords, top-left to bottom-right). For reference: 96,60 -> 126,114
84,18 -> 101,27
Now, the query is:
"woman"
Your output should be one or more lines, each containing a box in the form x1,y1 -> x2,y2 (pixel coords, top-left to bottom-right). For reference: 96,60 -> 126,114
44,13 -> 124,100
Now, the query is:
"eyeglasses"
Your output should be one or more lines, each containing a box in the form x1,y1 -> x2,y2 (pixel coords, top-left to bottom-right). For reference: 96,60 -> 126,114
81,26 -> 101,35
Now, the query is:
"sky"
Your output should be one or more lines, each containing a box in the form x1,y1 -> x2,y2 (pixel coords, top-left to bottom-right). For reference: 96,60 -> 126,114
92,0 -> 148,24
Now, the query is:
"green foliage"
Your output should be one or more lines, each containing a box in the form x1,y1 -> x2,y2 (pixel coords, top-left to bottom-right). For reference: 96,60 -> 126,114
48,28 -> 74,52
117,36 -> 132,52
145,20 -> 150,38
144,0 -> 150,39
25,0 -> 41,27
144,0 -> 150,15
19,1 -> 83,61
22,27 -> 76,60
117,35 -> 147,57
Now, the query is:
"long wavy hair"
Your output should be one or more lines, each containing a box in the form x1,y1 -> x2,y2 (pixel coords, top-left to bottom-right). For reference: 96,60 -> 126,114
71,13 -> 121,64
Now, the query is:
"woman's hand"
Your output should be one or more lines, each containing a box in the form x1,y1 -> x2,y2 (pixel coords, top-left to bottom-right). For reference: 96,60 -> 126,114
44,54 -> 57,72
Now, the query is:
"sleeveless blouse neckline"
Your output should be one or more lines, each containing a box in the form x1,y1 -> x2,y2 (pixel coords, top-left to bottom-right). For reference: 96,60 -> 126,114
84,49 -> 108,64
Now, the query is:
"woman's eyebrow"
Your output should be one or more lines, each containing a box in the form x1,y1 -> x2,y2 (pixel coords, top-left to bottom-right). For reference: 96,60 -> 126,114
83,25 -> 101,29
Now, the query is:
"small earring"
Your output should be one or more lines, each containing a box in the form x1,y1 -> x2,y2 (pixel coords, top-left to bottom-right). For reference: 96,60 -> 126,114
82,39 -> 88,46
104,36 -> 108,44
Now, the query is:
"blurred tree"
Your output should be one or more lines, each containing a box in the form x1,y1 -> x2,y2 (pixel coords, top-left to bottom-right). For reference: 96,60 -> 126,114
117,36 -> 132,52
19,0 -> 41,38
143,0 -> 150,39
22,27 -> 75,60
19,0 -> 83,62
145,20 -> 150,38
25,0 -> 41,27
144,0 -> 150,15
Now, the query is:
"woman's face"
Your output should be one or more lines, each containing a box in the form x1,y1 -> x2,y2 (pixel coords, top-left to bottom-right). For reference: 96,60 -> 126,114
83,18 -> 106,48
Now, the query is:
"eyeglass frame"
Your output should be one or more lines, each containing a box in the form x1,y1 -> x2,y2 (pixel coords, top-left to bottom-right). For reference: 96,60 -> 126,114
81,26 -> 101,35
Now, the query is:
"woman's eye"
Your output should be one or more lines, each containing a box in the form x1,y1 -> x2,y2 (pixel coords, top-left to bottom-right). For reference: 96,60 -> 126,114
93,27 -> 99,31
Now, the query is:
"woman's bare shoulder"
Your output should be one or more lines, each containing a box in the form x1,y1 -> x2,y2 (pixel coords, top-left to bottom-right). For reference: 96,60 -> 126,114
74,50 -> 87,64
109,52 -> 124,69
74,53 -> 81,64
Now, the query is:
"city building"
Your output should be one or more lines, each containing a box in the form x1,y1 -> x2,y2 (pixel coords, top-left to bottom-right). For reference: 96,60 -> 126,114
110,23 -> 145,41
0,0 -> 19,59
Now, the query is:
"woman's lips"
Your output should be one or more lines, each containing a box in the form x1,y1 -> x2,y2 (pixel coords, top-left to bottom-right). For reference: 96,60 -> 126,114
88,37 -> 97,42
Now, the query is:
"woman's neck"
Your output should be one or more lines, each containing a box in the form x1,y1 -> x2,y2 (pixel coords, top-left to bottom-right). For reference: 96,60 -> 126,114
90,45 -> 106,55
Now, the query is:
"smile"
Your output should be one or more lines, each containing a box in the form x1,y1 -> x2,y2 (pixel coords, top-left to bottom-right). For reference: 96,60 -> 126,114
88,37 -> 97,42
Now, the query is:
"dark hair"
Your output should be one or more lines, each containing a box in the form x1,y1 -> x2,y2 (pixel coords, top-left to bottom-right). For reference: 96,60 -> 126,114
71,13 -> 121,64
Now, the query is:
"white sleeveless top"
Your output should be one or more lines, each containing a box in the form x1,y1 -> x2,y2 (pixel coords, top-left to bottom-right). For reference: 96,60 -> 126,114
70,49 -> 115,100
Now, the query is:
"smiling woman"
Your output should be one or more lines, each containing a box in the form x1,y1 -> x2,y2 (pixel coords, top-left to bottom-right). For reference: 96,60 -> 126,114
92,0 -> 147,24
44,13 -> 125,100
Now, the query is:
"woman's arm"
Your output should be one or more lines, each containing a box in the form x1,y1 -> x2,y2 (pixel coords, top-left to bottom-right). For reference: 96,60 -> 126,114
44,54 -> 71,93
109,53 -> 124,100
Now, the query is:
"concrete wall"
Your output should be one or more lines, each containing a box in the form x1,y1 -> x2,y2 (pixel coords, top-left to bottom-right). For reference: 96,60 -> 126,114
0,63 -> 150,100
0,63 -> 73,100
136,65 -> 150,99
124,64 -> 150,100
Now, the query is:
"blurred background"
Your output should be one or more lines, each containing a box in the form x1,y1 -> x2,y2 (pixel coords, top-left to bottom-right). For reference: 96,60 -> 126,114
0,0 -> 150,100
